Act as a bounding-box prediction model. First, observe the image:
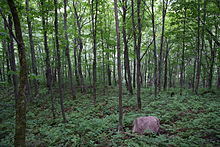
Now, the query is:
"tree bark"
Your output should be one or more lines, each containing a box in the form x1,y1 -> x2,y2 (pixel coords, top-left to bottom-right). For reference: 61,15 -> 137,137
180,4 -> 186,92
64,0 -> 76,99
7,0 -> 28,146
26,0 -> 38,95
8,15 -> 18,99
136,0 -> 142,110
54,0 -> 66,122
91,0 -> 98,104
122,0 -> 133,95
73,38 -> 80,85
73,0 -> 85,92
195,0 -> 201,94
114,0 -> 123,131
41,0 -> 55,119
158,0 -> 168,91
2,21 -> 8,82
113,46 -> 117,85
131,0 -> 137,89
207,40 -> 216,89
151,0 -> 158,97
163,40 -> 169,90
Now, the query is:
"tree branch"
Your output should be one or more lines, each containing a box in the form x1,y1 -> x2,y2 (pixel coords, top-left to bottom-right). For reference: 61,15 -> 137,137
140,39 -> 153,61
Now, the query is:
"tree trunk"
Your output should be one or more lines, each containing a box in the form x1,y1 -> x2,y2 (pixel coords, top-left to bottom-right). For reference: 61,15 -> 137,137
107,45 -> 112,86
73,39 -> 80,86
192,57 -> 196,91
195,0 -> 201,94
26,0 -> 38,95
136,0 -> 142,110
114,0 -> 123,132
91,0 -> 98,104
7,0 -> 28,146
2,21 -> 7,82
101,30 -> 106,91
131,0 -> 137,88
41,0 -> 55,119
131,0 -> 137,89
122,0 -> 133,95
54,0 -> 66,122
8,15 -> 18,99
180,5 -> 186,92
158,0 -> 168,92
64,0 -> 76,99
73,0 -> 85,92
163,40 -> 169,90
151,0 -> 158,97
113,46 -> 117,85
3,20 -> 11,83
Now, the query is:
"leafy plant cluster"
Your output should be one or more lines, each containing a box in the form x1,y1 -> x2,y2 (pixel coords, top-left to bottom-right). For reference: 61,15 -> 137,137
0,86 -> 220,146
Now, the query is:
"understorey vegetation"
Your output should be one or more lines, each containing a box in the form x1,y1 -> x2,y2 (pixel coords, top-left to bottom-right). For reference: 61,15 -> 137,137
1,86 -> 220,146
0,0 -> 219,146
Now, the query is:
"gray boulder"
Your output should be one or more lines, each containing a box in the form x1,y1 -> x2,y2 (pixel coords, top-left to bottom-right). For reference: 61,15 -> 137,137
132,116 -> 160,134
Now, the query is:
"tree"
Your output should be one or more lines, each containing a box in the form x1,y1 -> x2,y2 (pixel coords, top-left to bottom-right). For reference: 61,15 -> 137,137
8,15 -> 18,99
26,0 -> 38,95
114,0 -> 123,131
91,0 -> 98,104
122,0 -> 133,95
54,0 -> 66,122
151,0 -> 158,97
180,2 -> 187,93
136,0 -> 142,110
131,0 -> 137,89
5,0 -> 28,146
158,0 -> 168,92
41,0 -> 55,119
194,0 -> 201,94
73,0 -> 85,92
63,0 -> 76,99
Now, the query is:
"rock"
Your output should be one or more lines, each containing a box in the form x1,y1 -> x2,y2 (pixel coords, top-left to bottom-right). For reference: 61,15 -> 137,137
132,116 -> 160,134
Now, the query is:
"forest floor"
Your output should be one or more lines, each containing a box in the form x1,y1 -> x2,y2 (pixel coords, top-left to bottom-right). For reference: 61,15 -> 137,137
1,85 -> 220,147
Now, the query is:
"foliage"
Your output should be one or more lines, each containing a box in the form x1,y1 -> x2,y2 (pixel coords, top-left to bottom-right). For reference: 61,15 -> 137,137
1,86 -> 220,146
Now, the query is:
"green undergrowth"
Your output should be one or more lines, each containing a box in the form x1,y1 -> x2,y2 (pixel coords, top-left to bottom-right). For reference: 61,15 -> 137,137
0,85 -> 220,146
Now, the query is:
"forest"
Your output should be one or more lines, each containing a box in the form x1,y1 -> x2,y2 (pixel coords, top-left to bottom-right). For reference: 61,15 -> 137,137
0,0 -> 220,146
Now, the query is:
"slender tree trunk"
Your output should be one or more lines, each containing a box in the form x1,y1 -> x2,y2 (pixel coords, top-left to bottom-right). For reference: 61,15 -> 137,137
158,0 -> 167,91
151,0 -> 158,97
101,30 -> 106,91
73,39 -> 80,85
136,0 -> 142,110
180,5 -> 186,92
7,0 -> 28,146
163,40 -> 169,90
41,0 -> 55,119
73,0 -> 85,92
91,0 -> 98,104
192,57 -> 196,91
195,0 -> 201,94
8,16 -> 18,99
216,23 -> 220,89
54,0 -> 66,122
4,31 -> 11,84
122,0 -> 133,95
2,21 -> 7,82
113,46 -> 117,85
26,0 -> 38,95
131,0 -> 136,89
114,0 -> 123,131
64,0 -> 76,99
168,59 -> 172,88
107,45 -> 112,86
147,53 -> 152,87
3,19 -> 11,83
